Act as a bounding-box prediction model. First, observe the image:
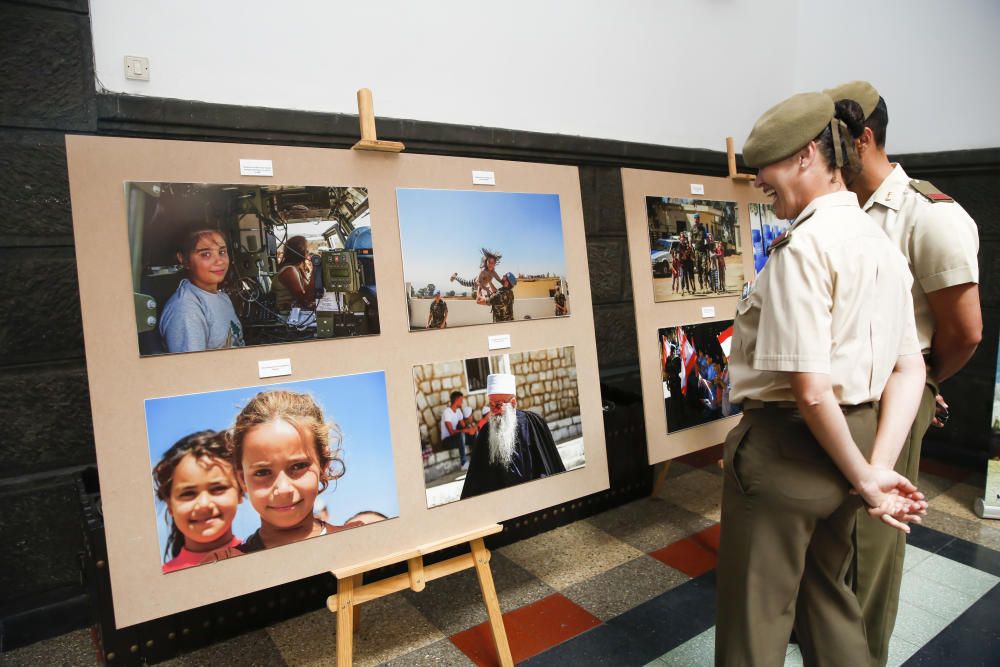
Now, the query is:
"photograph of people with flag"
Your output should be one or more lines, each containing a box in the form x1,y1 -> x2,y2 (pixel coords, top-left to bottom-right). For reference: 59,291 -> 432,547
748,202 -> 792,276
658,320 -> 740,433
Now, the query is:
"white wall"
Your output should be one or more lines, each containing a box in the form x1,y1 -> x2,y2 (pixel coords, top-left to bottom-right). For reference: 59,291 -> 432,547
792,1 -> 1000,153
90,0 -> 999,153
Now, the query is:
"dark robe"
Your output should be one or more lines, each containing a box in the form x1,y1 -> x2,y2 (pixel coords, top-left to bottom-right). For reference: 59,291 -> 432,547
460,409 -> 566,499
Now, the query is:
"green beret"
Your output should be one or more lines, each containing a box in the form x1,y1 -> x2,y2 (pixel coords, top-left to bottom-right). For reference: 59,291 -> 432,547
743,92 -> 834,168
824,80 -> 879,119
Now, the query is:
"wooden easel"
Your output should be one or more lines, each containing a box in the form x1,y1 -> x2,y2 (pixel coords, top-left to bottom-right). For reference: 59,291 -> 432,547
726,136 -> 755,181
651,460 -> 672,497
352,88 -> 405,153
326,524 -> 513,666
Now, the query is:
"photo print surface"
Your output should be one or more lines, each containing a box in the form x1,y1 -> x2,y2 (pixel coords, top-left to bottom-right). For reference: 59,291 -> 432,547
993,331 -> 1000,433
126,182 -> 377,357
659,321 -> 741,433
396,189 -> 570,330
413,346 -> 584,507
645,197 -> 744,302
145,372 -> 398,573
748,202 -> 793,275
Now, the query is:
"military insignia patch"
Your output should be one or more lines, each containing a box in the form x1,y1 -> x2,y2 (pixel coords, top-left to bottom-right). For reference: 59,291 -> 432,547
910,179 -> 954,203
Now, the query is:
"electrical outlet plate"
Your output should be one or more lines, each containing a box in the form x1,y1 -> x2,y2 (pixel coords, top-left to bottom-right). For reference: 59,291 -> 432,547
124,55 -> 149,81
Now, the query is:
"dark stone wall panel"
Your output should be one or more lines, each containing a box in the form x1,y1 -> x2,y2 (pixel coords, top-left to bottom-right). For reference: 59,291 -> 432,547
593,303 -> 638,368
0,4 -> 95,130
0,364 -> 94,478
16,1 -> 89,13
0,249 -> 84,362
579,166 -> 628,237
0,476 -> 85,605
0,131 -> 73,241
979,246 -> 1000,310
587,239 -> 626,304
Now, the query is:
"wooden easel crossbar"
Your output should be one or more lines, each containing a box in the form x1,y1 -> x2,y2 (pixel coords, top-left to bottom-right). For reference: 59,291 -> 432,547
327,524 -> 513,666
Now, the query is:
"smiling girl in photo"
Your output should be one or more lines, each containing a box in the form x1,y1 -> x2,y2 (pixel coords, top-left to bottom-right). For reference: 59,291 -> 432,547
153,430 -> 243,573
230,390 -> 348,552
158,226 -> 245,353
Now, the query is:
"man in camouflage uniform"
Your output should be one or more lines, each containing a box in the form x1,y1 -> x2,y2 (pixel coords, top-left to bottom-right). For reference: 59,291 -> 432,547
426,291 -> 448,329
489,272 -> 517,322
554,287 -> 568,316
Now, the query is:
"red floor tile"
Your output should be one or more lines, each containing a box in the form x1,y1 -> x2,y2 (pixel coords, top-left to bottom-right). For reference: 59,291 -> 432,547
919,458 -> 972,482
449,593 -> 601,667
649,524 -> 720,577
676,443 -> 724,469
693,522 -> 721,553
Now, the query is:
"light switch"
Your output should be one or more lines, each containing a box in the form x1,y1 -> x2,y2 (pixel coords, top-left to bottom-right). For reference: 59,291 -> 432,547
125,55 -> 150,81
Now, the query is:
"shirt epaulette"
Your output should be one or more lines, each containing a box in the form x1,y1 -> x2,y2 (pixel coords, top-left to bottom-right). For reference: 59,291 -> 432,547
766,231 -> 791,255
909,179 -> 954,203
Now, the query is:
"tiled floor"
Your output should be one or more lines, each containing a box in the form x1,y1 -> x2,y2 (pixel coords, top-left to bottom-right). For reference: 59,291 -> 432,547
4,449 -> 999,666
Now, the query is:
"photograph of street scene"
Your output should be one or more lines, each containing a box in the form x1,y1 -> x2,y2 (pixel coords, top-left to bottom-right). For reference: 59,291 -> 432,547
748,202 -> 793,275
397,189 -> 570,330
413,346 -> 584,508
646,197 -> 744,302
659,321 -> 741,433
126,182 -> 377,357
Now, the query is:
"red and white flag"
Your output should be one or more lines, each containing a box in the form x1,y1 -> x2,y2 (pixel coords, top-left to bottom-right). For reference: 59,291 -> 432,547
678,327 -> 696,395
717,325 -> 734,358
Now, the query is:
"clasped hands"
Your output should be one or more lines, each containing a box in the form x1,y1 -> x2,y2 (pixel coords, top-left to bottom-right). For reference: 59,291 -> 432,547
855,466 -> 927,534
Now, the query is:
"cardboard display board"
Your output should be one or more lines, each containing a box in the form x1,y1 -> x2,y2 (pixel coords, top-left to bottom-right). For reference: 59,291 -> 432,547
622,168 -> 768,464
66,136 -> 608,627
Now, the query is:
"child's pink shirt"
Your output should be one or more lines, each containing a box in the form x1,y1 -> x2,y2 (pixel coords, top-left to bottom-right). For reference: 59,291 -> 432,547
162,535 -> 242,573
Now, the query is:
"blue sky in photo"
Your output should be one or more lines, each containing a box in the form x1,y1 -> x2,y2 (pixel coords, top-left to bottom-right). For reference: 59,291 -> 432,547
396,189 -> 567,293
145,372 -> 398,563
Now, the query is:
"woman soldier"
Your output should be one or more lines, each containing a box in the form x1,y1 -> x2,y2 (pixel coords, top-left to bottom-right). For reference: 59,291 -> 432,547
715,92 -> 928,666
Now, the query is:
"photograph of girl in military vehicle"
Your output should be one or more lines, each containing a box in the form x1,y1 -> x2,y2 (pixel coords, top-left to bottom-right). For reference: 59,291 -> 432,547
125,182 -> 377,357
396,189 -> 571,331
645,197 -> 744,302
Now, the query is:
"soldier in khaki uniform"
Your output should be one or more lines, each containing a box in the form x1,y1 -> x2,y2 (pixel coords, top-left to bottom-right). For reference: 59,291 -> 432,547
825,80 -> 982,667
715,92 -> 928,667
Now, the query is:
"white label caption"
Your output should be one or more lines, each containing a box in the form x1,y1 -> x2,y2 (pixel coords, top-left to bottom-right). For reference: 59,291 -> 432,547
701,306 -> 715,318
472,170 -> 496,186
240,159 -> 274,177
488,334 -> 511,350
258,358 -> 292,378
690,183 -> 705,195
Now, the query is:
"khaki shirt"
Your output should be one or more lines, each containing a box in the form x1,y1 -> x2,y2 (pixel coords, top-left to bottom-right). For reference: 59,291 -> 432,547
862,164 -> 980,352
730,191 -> 920,405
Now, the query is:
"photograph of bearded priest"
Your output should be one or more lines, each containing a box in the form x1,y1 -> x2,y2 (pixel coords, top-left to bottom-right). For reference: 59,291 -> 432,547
413,347 -> 585,508
460,372 -> 565,499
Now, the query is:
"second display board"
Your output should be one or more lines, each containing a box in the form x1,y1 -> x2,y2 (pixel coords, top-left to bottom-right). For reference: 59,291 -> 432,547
66,136 -> 608,627
622,168 -> 781,464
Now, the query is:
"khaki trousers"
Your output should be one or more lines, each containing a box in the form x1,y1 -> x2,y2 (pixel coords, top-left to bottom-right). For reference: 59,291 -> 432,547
716,404 -> 876,667
851,380 -> 938,667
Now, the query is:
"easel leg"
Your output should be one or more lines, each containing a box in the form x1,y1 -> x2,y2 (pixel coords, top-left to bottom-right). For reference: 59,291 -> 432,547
352,574 -> 363,633
651,460 -> 672,497
336,575 -> 355,667
470,538 -> 513,667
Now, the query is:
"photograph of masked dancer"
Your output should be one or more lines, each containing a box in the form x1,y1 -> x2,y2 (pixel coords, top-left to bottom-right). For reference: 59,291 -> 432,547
145,372 -> 398,573
397,188 -> 570,330
659,320 -> 741,433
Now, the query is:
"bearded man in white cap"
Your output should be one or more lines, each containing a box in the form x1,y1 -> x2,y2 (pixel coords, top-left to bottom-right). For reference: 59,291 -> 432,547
460,372 -> 566,499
